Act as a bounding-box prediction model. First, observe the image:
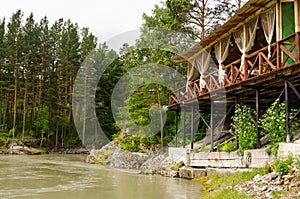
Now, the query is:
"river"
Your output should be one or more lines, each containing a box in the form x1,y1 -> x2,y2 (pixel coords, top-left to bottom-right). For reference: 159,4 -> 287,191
0,155 -> 203,199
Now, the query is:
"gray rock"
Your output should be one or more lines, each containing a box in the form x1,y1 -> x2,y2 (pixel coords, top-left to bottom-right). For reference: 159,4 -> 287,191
269,172 -> 278,181
261,185 -> 268,191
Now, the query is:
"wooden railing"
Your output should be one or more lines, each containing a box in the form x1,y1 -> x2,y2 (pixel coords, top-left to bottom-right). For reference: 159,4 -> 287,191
223,42 -> 277,86
169,32 -> 300,107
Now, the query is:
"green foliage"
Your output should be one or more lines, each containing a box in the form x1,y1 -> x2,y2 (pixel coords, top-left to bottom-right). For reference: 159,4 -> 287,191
276,158 -> 292,177
266,142 -> 279,156
34,106 -> 49,135
216,143 -> 223,152
196,168 -> 265,199
260,99 -> 299,156
198,143 -> 208,152
231,104 -> 256,154
285,153 -> 294,165
260,99 -> 286,144
120,136 -> 140,152
0,10 -> 99,148
223,141 -> 235,152
170,162 -> 184,171
65,134 -> 81,147
140,136 -> 160,150
296,157 -> 300,173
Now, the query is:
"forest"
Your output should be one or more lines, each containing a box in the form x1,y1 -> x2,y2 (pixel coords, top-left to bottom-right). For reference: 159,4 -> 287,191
0,0 -> 244,149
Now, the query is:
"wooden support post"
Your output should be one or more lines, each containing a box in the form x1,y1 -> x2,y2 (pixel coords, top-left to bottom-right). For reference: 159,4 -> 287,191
256,89 -> 261,149
235,96 -> 240,149
175,111 -> 179,148
296,33 -> 300,62
210,101 -> 214,151
244,54 -> 248,80
183,110 -> 186,148
285,80 -> 290,142
277,42 -> 281,69
191,106 -> 194,150
259,52 -> 263,75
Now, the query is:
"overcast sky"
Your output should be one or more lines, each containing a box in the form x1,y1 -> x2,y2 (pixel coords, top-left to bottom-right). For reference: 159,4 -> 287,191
0,0 -> 163,45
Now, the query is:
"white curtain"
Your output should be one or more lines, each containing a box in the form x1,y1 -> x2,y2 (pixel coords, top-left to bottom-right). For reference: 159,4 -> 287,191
261,6 -> 275,58
233,16 -> 259,74
215,36 -> 231,84
187,64 -> 200,82
192,48 -> 211,89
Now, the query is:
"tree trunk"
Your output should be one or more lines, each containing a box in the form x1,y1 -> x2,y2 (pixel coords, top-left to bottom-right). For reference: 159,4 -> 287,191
55,123 -> 58,147
13,62 -> 18,138
22,67 -> 28,140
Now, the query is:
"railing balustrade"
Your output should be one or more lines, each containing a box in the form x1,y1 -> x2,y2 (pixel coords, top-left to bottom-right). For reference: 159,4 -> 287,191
169,32 -> 300,107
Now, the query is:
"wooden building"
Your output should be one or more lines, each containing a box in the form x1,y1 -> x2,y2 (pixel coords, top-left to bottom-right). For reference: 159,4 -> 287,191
168,0 -> 300,150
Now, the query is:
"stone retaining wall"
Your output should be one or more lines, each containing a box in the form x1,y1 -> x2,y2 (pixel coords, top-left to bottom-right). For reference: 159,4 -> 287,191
187,142 -> 300,169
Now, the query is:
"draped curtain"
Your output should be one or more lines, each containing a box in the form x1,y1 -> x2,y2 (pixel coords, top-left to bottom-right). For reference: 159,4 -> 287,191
215,36 -> 231,84
187,64 -> 200,82
233,16 -> 259,74
192,48 -> 211,89
261,6 -> 275,58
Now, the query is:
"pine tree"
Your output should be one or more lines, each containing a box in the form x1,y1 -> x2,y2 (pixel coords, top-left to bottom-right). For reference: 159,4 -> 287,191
6,10 -> 24,138
0,18 -> 6,132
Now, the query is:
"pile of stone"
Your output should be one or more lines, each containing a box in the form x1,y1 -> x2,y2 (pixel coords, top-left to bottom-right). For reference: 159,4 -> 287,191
235,166 -> 300,198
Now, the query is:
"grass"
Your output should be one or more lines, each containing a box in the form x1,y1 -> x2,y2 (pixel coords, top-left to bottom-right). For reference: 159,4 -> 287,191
193,168 -> 269,199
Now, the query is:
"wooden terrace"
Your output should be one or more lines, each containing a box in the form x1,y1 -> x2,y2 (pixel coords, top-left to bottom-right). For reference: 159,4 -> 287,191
168,0 -> 300,150
169,32 -> 300,112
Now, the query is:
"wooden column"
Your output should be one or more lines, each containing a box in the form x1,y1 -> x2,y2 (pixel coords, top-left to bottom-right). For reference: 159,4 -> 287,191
175,110 -> 179,148
183,110 -> 186,148
235,96 -> 240,149
256,89 -> 261,148
285,80 -> 291,142
296,32 -> 300,62
190,106 -> 194,150
210,101 -> 214,151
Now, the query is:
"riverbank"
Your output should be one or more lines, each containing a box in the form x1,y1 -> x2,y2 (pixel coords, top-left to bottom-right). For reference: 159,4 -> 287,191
87,140 -> 300,199
0,140 -> 89,155
194,160 -> 300,199
86,140 -> 174,172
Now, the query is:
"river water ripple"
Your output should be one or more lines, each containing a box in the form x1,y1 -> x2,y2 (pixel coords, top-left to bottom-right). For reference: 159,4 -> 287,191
0,155 -> 202,199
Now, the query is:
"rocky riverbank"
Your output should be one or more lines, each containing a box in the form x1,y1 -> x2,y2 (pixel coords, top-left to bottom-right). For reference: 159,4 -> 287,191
0,140 -> 89,155
86,140 -> 178,174
0,141 -> 46,155
235,165 -> 300,198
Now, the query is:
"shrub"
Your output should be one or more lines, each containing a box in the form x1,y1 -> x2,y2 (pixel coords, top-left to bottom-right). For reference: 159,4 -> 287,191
260,99 -> 299,156
260,99 -> 286,144
276,159 -> 292,177
121,136 -> 140,152
296,157 -> 300,173
216,143 -> 223,152
266,142 -> 279,156
223,141 -> 235,152
231,104 -> 256,154
198,143 -> 208,152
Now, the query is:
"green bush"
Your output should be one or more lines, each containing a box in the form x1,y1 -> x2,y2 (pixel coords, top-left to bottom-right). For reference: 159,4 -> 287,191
260,99 -> 286,144
260,99 -> 299,156
296,157 -> 300,173
0,137 -> 8,146
231,104 -> 256,154
276,159 -> 292,177
266,142 -> 279,156
223,141 -> 235,152
121,136 -> 140,152
198,143 -> 208,152
216,143 -> 223,152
